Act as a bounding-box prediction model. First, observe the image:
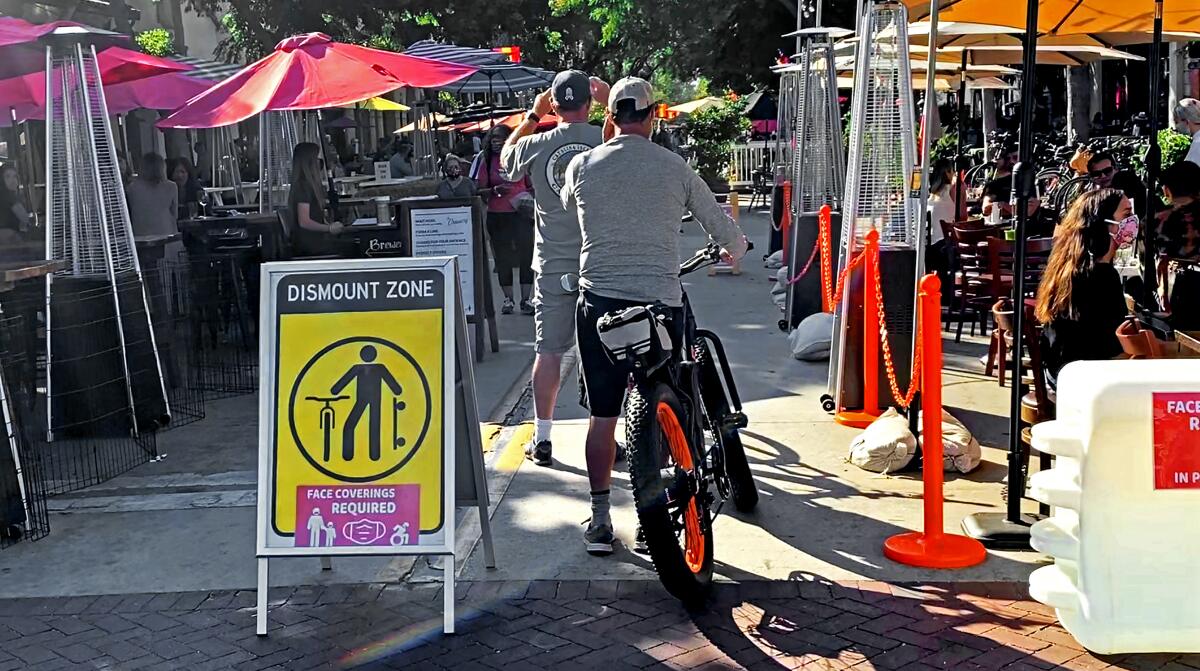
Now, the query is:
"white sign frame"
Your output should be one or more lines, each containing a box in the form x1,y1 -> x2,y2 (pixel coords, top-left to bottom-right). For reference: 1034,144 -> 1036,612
255,256 -> 458,635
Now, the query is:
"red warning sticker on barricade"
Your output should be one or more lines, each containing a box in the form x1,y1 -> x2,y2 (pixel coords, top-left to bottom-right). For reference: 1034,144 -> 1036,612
1153,392 -> 1200,490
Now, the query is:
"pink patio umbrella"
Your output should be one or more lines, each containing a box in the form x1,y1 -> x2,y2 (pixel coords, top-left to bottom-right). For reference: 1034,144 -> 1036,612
157,33 -> 476,129
1,51 -> 197,124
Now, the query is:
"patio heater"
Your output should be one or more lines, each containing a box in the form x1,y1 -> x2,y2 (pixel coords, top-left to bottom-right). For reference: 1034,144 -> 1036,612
258,110 -> 303,213
826,0 -> 921,420
783,28 -> 846,332
211,126 -> 245,205
773,65 -> 800,184
43,35 -> 170,438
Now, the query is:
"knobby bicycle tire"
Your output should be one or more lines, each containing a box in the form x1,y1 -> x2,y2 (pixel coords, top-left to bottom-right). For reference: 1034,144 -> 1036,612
626,383 -> 714,606
694,340 -> 758,513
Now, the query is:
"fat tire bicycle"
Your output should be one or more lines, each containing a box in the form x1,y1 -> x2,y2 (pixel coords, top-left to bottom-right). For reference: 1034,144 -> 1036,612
596,244 -> 758,607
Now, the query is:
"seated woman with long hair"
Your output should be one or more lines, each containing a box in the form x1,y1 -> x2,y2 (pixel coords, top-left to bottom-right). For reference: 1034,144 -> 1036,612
1034,188 -> 1133,385
286,142 -> 355,257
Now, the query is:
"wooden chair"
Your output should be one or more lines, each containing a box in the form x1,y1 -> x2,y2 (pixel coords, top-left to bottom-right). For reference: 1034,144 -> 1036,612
1116,318 -> 1174,359
997,300 -> 1057,514
985,299 -> 1014,386
947,225 -> 1001,340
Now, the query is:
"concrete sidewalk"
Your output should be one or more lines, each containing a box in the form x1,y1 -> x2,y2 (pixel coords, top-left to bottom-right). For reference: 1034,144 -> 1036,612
460,209 -> 1045,585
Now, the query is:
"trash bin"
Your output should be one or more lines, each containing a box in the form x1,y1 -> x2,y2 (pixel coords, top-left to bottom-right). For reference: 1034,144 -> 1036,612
1027,359 -> 1200,655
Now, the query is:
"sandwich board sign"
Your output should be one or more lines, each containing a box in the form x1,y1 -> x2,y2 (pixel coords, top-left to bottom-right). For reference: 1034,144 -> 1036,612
256,256 -> 492,636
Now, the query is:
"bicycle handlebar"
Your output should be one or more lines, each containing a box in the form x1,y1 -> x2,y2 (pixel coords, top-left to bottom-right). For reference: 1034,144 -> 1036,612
305,395 -> 350,402
680,244 -> 722,277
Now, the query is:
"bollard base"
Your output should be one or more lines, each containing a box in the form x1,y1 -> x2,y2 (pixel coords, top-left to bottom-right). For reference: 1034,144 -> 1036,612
884,532 -> 987,569
961,512 -> 1043,550
834,409 -> 881,429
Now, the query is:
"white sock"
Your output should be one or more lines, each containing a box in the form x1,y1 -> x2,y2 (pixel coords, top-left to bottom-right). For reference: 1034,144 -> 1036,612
590,490 -> 611,527
534,418 -> 553,444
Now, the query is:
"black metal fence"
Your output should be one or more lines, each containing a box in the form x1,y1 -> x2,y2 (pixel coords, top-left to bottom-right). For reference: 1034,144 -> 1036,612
40,274 -> 160,494
188,249 -> 259,399
144,260 -> 205,429
0,313 -> 50,548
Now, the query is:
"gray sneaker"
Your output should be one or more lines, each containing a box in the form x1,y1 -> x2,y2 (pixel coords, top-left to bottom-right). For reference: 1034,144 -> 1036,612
614,441 -> 627,463
525,439 -> 552,466
584,520 -> 615,555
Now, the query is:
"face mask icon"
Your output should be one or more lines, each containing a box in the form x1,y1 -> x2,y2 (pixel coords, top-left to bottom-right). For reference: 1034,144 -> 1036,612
343,519 -> 387,545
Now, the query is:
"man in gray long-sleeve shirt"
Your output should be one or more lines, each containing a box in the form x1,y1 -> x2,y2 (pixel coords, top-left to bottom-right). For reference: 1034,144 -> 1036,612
559,76 -> 747,555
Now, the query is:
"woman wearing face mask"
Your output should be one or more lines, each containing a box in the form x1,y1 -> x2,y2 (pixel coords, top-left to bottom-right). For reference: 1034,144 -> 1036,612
436,154 -> 477,200
1035,189 -> 1133,386
474,125 -> 534,315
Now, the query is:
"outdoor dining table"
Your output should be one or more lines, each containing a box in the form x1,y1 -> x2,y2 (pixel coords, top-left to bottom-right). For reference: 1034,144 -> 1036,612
179,212 -> 284,261
1174,330 -> 1200,357
0,258 -> 63,293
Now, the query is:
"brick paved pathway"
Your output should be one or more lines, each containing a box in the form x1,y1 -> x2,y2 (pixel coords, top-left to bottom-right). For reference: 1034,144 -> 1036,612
0,579 -> 1195,671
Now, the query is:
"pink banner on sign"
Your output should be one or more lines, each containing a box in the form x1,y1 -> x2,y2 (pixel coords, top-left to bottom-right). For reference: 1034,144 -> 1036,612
294,484 -> 419,548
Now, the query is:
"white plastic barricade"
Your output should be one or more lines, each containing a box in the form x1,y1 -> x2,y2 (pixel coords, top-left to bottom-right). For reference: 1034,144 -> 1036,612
1027,359 -> 1200,655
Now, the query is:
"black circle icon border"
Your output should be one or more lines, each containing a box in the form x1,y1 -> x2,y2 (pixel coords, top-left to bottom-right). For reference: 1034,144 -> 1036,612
288,335 -> 433,482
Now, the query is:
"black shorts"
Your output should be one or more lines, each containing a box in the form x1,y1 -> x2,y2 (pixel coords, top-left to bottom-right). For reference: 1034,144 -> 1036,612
575,291 -> 683,418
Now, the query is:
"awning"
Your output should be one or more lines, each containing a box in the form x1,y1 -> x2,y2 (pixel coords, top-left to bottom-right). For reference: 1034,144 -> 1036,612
170,54 -> 244,82
404,40 -> 553,94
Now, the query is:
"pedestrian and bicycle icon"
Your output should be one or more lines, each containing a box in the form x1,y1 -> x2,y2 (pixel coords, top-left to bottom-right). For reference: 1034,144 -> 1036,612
288,336 -> 432,482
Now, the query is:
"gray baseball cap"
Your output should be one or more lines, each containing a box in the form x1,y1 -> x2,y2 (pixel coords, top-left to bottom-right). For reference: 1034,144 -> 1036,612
607,76 -> 654,113
552,70 -> 591,111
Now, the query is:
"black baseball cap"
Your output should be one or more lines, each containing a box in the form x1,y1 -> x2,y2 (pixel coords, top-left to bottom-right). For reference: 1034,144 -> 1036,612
552,70 -> 591,111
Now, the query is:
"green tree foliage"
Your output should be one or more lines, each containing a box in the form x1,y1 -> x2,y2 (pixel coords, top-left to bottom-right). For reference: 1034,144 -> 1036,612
134,28 -> 175,57
183,0 -> 850,93
683,97 -> 750,182
1130,130 -> 1192,177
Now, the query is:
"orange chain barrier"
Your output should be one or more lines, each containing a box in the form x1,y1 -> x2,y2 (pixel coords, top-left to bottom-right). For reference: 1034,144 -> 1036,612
780,181 -> 793,265
819,205 -> 834,313
873,238 -> 922,410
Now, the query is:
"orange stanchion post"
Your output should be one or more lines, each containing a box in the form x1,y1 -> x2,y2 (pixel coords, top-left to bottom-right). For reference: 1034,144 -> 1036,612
835,230 -> 883,428
883,274 -> 987,569
818,205 -> 832,313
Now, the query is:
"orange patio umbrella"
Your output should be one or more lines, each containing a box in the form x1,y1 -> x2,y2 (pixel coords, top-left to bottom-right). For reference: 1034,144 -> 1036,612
906,0 -> 1200,34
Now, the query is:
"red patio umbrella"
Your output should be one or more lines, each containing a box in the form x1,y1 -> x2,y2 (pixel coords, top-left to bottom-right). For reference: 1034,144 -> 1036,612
453,112 -> 559,133
0,46 -> 193,118
157,33 -> 476,129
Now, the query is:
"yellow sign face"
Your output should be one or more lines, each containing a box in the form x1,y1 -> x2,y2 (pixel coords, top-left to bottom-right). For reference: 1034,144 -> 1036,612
266,267 -> 449,546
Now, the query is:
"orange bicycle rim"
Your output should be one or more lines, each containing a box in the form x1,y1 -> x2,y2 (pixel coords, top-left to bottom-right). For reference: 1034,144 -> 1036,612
656,401 -> 706,574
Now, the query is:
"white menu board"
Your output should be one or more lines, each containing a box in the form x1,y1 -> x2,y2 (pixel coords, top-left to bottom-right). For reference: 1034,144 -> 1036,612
408,205 -> 476,317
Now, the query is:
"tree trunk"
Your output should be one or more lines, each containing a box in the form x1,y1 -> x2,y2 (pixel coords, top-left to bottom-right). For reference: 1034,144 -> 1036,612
1089,61 -> 1104,124
1067,65 -> 1092,143
982,89 -> 997,156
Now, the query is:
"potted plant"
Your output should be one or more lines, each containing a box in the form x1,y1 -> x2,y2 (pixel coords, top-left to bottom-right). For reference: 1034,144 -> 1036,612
683,97 -> 750,193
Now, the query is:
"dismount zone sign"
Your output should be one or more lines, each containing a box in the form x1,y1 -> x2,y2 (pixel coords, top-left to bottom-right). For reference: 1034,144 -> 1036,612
257,258 -> 455,556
